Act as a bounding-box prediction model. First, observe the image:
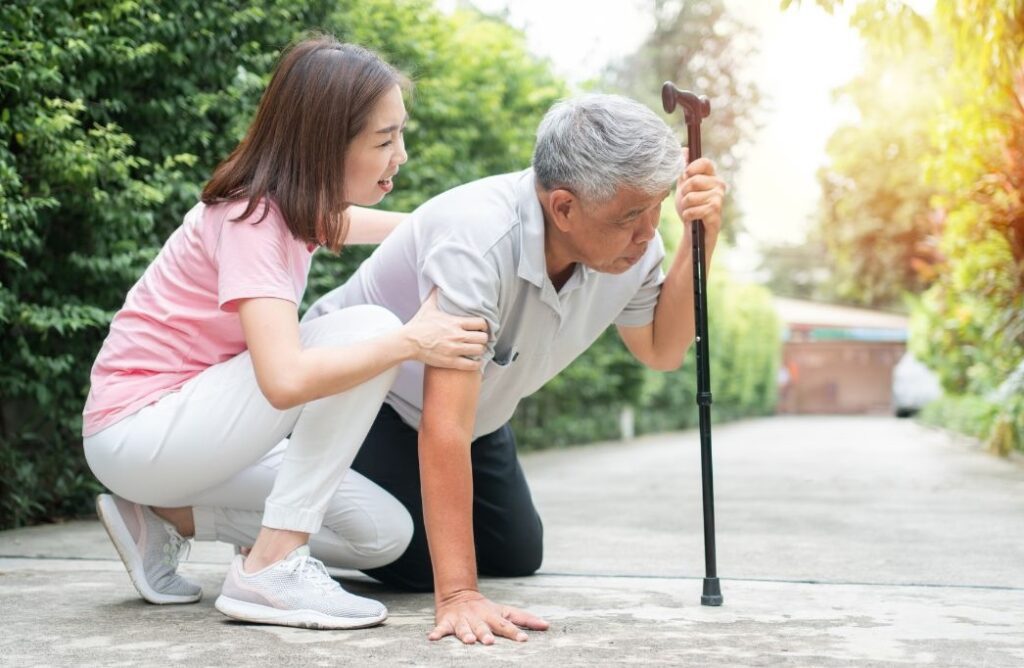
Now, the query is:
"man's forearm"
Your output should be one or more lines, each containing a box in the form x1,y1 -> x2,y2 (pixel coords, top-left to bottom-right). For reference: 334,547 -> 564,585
419,429 -> 479,601
419,365 -> 484,604
648,234 -> 718,368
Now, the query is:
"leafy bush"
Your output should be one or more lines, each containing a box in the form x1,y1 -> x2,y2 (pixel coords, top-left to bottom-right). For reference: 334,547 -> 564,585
918,395 -> 1018,455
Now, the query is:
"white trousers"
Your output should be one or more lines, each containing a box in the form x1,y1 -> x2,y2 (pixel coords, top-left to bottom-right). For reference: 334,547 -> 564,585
84,306 -> 413,571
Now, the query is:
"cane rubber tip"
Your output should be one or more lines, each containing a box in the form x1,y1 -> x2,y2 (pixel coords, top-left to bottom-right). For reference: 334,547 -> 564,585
701,577 -> 723,606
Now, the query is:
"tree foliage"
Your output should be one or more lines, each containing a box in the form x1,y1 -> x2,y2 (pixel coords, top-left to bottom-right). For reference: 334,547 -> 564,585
913,0 -> 1024,399
790,0 -> 1024,451
602,0 -> 761,242
814,27 -> 943,308
757,236 -> 837,302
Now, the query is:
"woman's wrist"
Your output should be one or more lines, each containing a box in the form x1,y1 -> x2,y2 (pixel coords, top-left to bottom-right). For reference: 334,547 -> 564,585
391,324 -> 419,363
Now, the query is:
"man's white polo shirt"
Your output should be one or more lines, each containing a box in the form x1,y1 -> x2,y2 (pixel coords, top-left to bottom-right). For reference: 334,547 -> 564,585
304,169 -> 666,438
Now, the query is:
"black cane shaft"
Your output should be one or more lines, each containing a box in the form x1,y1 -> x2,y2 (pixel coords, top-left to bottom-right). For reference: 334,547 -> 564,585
663,81 -> 721,605
699,405 -> 717,577
691,219 -> 717,579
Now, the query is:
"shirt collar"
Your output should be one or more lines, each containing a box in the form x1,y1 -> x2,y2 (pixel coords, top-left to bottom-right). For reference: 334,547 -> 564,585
514,169 -> 547,288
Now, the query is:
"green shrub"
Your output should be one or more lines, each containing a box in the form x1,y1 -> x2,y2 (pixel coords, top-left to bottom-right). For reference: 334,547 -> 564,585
918,393 -> 1023,456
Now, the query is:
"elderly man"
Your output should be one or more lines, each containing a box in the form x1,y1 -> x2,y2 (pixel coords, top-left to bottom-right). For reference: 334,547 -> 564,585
304,93 -> 726,644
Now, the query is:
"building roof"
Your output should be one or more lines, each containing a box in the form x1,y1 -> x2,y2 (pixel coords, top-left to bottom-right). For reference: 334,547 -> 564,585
773,297 -> 909,342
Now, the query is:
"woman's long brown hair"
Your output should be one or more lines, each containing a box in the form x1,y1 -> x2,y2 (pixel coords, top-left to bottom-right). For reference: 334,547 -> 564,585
202,36 -> 406,252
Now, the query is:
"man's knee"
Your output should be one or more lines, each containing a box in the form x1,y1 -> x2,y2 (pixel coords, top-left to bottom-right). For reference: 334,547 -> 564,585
363,549 -> 435,592
479,517 -> 544,577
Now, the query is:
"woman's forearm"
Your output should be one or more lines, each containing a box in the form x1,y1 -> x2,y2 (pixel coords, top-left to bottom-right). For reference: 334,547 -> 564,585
345,206 -> 409,244
267,330 -> 412,409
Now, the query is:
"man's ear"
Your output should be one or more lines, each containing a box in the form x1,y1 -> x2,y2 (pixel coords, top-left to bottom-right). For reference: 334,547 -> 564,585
547,189 -> 577,232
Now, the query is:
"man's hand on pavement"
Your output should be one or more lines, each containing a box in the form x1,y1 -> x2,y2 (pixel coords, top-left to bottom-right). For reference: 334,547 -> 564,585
429,590 -> 549,645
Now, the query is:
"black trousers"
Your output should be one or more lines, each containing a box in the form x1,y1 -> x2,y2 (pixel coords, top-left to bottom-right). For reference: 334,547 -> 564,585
351,404 -> 544,592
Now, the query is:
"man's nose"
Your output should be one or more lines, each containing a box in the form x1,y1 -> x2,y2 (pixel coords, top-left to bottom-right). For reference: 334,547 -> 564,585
633,213 -> 658,244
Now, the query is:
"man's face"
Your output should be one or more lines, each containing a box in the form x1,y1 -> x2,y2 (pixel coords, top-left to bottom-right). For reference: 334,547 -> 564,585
569,187 -> 668,274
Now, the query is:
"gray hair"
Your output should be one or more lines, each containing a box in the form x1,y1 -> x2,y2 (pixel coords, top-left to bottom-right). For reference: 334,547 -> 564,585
532,93 -> 684,203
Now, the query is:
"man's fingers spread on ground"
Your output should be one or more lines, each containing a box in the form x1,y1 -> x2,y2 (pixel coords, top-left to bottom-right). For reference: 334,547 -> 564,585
428,620 -> 454,641
506,607 -> 550,630
455,619 -> 477,644
473,621 -> 495,645
489,614 -> 528,642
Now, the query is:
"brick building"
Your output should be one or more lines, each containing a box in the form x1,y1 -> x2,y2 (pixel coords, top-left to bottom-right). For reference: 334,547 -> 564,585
774,298 -> 909,414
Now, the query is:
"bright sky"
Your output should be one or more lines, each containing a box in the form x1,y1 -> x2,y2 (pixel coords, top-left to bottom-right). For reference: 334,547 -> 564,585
434,0 -> 931,275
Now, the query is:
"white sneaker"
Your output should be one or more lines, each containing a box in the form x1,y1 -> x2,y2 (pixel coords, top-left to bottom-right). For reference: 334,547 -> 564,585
215,546 -> 387,630
95,494 -> 202,604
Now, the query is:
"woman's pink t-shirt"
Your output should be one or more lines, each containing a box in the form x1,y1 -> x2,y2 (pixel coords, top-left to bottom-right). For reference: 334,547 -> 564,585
82,199 -> 316,437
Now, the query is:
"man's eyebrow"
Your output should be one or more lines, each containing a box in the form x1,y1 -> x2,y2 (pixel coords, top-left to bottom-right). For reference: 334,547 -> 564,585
375,116 -> 409,133
620,195 -> 667,220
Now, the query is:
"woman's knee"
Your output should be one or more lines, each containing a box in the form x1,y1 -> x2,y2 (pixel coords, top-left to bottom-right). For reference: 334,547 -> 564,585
320,486 -> 414,570
364,501 -> 414,569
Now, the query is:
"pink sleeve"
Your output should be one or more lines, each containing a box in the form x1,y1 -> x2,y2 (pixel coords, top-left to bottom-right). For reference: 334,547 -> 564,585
216,205 -> 299,312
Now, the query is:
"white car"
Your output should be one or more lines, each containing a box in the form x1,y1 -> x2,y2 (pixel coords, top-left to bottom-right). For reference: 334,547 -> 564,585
892,352 -> 943,417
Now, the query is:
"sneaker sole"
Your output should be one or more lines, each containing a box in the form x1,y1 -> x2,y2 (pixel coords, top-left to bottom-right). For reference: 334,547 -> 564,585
95,494 -> 201,605
214,595 -> 387,630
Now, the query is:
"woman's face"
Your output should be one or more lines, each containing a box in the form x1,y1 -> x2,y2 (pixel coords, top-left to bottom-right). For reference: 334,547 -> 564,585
344,85 -> 409,206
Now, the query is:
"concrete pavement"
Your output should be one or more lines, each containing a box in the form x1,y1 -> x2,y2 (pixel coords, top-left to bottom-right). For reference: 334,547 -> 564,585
2,416 -> 1022,666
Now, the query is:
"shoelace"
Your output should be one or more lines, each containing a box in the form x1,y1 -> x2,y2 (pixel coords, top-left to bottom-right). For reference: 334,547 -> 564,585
161,525 -> 191,568
285,555 -> 341,595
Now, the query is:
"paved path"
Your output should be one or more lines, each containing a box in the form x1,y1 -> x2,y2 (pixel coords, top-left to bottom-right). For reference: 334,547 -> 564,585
2,416 -> 1022,666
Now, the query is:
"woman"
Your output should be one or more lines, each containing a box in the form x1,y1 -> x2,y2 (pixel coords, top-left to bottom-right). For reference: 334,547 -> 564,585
82,35 -> 487,630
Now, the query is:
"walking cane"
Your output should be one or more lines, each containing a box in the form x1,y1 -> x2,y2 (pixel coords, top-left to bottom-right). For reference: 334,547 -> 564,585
661,82 -> 723,607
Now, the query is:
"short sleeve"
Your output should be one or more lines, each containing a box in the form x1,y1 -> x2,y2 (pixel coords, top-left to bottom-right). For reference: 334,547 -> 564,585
418,240 -> 503,365
614,234 -> 667,327
216,205 -> 299,312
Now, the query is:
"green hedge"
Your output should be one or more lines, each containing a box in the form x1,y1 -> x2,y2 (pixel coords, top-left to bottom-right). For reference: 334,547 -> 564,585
918,394 -> 1023,456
